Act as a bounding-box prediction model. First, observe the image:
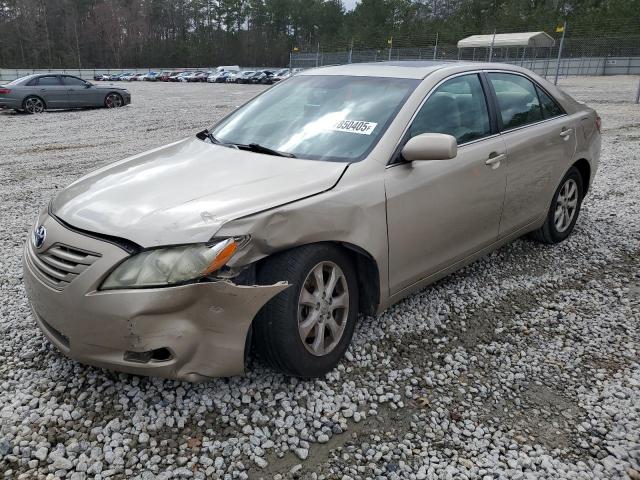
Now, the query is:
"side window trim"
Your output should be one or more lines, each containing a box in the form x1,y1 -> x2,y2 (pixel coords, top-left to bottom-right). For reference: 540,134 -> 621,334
388,71 -> 494,165
483,69 -> 568,134
479,71 -> 501,134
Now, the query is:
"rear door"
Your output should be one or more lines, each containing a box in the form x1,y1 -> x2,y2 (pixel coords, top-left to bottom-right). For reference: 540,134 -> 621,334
485,72 -> 577,236
34,75 -> 68,107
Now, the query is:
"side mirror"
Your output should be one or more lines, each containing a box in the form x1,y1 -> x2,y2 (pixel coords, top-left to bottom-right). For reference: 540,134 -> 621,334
85,82 -> 93,88
401,133 -> 457,161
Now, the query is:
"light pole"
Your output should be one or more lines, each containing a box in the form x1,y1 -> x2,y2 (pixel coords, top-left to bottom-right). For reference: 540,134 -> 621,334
554,19 -> 567,85
488,29 -> 496,62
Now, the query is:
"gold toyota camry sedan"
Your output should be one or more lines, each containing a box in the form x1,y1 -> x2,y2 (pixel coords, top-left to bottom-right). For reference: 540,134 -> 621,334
24,61 -> 601,381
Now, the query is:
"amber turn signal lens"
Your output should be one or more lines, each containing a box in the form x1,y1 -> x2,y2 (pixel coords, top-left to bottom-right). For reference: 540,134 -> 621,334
202,239 -> 238,276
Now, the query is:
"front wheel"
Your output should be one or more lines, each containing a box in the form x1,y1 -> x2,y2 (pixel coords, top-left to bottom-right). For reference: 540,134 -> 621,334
104,92 -> 123,108
253,244 -> 359,377
531,166 -> 584,244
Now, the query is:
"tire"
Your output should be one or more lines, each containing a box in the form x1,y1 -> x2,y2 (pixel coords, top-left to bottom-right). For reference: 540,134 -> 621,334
23,96 -> 45,114
253,244 -> 359,377
531,166 -> 584,244
104,92 -> 123,108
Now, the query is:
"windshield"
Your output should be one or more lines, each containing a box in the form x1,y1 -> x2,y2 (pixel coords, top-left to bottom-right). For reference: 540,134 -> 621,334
211,75 -> 419,162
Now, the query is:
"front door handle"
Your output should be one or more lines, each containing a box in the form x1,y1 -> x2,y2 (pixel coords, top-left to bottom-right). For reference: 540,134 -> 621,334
560,128 -> 574,139
485,153 -> 505,169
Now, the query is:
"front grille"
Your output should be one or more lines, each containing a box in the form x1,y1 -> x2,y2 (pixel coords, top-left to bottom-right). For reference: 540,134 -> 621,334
27,242 -> 100,289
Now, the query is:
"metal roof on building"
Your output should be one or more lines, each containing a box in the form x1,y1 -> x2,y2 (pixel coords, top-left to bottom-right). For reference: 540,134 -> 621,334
458,32 -> 555,49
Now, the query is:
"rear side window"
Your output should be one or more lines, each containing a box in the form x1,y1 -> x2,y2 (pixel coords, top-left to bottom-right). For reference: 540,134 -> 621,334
536,86 -> 564,119
62,76 -> 87,86
488,73 -> 542,130
409,73 -> 491,145
36,76 -> 62,86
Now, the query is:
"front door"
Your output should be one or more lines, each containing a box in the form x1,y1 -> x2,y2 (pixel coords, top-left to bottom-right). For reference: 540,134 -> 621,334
385,73 -> 507,295
62,75 -> 100,107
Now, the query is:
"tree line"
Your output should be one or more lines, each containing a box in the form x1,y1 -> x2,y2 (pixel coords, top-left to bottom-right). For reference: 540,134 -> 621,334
0,0 -> 638,69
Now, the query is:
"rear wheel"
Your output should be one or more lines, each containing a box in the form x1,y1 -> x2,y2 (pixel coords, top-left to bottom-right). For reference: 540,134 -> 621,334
105,92 -> 123,108
23,96 -> 45,114
531,166 -> 584,244
253,244 -> 359,377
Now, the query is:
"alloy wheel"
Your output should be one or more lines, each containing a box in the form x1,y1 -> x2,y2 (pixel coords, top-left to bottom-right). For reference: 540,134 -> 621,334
554,178 -> 578,233
297,261 -> 349,356
105,93 -> 123,108
24,97 -> 44,114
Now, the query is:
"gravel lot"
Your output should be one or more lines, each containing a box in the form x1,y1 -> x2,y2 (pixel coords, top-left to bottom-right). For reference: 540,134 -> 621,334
0,77 -> 638,480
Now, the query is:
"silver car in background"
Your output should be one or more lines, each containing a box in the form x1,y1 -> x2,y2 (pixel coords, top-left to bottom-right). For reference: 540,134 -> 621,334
23,61 -> 600,381
0,74 -> 131,113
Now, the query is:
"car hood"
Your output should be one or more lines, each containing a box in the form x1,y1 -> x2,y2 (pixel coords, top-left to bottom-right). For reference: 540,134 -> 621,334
52,138 -> 347,247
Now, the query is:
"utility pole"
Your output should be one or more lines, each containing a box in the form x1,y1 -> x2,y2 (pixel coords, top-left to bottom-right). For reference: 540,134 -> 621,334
554,19 -> 567,85
315,42 -> 320,68
388,36 -> 393,61
348,38 -> 353,63
635,78 -> 640,104
488,29 -> 496,62
433,32 -> 439,60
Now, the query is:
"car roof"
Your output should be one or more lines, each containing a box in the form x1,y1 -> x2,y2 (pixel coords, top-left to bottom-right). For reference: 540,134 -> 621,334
299,60 -> 518,79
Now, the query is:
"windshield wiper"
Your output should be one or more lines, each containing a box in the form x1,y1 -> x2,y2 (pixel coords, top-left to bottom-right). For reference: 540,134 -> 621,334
235,143 -> 296,158
196,130 -> 295,158
196,129 -> 222,144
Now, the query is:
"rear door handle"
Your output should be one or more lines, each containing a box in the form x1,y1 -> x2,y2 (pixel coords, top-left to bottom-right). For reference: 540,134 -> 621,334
485,153 -> 505,169
560,128 -> 574,138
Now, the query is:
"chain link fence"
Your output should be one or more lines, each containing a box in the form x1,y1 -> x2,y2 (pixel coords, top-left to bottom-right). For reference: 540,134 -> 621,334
290,28 -> 640,79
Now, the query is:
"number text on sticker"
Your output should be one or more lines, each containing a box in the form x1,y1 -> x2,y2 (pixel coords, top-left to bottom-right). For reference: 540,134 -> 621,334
331,120 -> 378,135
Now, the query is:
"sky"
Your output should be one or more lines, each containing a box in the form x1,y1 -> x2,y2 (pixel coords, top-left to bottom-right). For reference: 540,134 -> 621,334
343,0 -> 359,11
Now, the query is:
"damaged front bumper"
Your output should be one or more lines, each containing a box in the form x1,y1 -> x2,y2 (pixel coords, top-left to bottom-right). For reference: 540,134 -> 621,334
22,214 -> 287,382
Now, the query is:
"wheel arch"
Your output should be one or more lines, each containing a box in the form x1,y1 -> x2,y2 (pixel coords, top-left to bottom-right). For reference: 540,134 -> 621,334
23,94 -> 47,109
253,240 -> 381,317
104,91 -> 124,105
572,158 -> 591,196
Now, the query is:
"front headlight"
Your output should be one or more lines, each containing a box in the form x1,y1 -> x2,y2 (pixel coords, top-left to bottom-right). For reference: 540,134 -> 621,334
100,238 -> 239,290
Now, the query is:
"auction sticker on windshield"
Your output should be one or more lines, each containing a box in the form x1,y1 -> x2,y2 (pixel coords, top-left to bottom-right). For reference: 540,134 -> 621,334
331,120 -> 378,135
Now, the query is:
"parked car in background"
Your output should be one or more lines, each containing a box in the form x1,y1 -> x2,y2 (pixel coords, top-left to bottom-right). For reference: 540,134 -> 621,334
207,72 -> 229,83
215,65 -> 240,74
237,71 -> 260,84
0,74 -> 130,113
141,72 -> 159,81
249,70 -> 275,85
22,61 -> 600,380
272,69 -> 291,82
189,71 -> 210,82
171,72 -> 191,82
158,71 -> 176,82
93,73 -> 104,81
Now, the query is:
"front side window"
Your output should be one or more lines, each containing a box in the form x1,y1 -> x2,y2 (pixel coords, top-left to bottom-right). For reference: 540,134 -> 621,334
488,73 -> 543,130
37,76 -> 62,86
62,76 -> 88,86
408,73 -> 491,145
211,75 -> 419,162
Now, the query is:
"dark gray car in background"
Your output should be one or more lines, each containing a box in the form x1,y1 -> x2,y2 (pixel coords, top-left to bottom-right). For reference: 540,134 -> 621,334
0,74 -> 131,113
